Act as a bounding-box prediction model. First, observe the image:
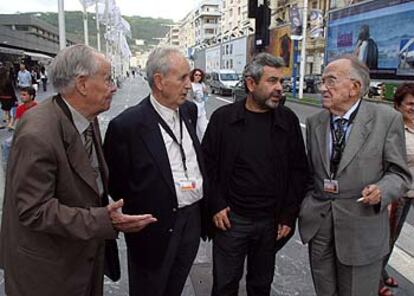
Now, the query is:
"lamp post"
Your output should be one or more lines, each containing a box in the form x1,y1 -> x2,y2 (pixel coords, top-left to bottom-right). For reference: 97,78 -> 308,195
58,0 -> 66,50
298,0 -> 308,99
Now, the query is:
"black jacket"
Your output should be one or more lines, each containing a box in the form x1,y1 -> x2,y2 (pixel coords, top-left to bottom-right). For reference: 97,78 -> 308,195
103,96 -> 207,269
202,100 -> 308,233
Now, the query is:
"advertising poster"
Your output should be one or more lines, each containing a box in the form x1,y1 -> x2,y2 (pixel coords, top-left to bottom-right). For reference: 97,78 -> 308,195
268,25 -> 293,77
326,0 -> 414,78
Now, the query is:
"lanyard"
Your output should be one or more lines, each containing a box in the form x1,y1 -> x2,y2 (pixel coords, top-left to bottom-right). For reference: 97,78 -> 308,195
329,100 -> 361,179
154,110 -> 189,179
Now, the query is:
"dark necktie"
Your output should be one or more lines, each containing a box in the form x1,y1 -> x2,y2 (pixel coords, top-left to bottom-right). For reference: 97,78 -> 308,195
334,118 -> 348,143
83,123 -> 94,160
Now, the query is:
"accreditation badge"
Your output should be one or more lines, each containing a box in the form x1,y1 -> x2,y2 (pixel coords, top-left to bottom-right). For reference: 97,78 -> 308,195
177,179 -> 196,192
323,179 -> 339,194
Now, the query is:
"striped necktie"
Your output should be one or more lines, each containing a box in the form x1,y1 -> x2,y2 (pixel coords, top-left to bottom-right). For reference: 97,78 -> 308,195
83,123 -> 94,160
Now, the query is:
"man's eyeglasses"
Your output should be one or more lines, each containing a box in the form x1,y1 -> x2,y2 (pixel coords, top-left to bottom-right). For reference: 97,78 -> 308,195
316,76 -> 355,92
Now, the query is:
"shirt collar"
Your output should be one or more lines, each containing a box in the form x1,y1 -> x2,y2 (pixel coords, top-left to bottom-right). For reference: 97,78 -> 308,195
405,124 -> 414,134
149,94 -> 179,126
61,96 -> 90,135
333,99 -> 361,122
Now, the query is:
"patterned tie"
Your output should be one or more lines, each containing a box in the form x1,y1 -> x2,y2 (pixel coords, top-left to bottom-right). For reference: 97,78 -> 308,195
83,123 -> 94,160
334,118 -> 347,143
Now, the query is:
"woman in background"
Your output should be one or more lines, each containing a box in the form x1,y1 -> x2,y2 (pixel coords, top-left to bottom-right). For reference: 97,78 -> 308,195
189,68 -> 209,141
0,65 -> 17,129
379,83 -> 414,296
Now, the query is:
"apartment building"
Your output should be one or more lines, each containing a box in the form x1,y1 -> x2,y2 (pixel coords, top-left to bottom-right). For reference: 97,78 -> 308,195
221,0 -> 254,39
193,0 -> 222,45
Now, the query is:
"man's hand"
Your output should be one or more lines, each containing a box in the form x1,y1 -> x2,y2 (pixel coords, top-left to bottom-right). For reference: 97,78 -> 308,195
107,199 -> 157,233
276,224 -> 291,241
212,207 -> 231,231
358,184 -> 382,205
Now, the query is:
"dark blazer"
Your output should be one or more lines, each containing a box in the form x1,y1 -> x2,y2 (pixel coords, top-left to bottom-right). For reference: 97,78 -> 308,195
0,95 -> 120,296
103,96 -> 207,270
201,99 -> 308,245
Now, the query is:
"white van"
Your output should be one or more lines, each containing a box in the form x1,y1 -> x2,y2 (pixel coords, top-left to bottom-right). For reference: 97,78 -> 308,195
208,69 -> 240,96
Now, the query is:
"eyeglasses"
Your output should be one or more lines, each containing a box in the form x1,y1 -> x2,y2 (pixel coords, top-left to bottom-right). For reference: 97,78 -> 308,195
316,76 -> 355,92
194,74 -> 202,77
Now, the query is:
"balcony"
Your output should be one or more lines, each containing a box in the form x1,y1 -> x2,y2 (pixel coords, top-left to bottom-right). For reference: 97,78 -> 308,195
194,10 -> 222,20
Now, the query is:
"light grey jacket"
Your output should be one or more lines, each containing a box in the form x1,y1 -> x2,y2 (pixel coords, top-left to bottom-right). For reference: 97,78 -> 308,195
299,100 -> 411,266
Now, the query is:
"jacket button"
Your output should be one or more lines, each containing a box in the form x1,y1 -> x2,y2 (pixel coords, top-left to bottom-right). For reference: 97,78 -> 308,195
168,228 -> 174,233
172,208 -> 177,212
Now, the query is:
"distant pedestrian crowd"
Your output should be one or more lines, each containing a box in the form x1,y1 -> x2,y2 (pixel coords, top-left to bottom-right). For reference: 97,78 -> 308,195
0,44 -> 412,296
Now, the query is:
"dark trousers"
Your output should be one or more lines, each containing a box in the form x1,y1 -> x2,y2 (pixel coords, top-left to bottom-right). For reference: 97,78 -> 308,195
212,211 -> 276,296
127,202 -> 201,296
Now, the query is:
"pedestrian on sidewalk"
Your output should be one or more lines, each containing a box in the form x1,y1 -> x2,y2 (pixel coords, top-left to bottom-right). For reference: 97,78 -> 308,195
378,82 -> 414,296
0,65 -> 17,128
40,66 -> 48,92
0,44 -> 157,296
299,55 -> 411,296
104,47 -> 208,296
202,52 -> 308,296
16,63 -> 31,89
188,68 -> 209,141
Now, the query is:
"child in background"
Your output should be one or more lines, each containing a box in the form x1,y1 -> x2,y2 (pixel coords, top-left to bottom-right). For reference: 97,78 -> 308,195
14,86 -> 37,126
2,86 -> 38,168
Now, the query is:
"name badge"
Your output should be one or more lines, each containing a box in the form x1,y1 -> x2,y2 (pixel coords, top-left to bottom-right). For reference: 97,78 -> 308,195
324,179 -> 339,194
177,179 -> 196,192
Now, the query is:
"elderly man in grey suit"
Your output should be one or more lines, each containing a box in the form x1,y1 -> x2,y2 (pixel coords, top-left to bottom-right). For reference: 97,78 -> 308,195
299,55 -> 411,296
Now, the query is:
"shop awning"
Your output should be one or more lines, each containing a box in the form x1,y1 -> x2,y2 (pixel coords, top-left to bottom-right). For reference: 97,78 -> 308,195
0,46 -> 24,56
24,51 -> 54,61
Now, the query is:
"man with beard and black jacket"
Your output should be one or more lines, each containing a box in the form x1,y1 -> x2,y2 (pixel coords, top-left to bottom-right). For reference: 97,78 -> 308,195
202,53 -> 308,296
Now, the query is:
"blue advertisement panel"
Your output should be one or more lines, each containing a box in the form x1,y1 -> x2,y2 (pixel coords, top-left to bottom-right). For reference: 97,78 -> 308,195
326,0 -> 414,79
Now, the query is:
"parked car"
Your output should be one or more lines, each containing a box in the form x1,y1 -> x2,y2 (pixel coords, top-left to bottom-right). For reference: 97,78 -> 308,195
232,79 -> 247,102
232,78 -> 286,105
283,74 -> 321,93
208,69 -> 239,96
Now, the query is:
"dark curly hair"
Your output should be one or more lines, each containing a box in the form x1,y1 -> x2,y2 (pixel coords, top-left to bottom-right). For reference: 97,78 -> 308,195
190,68 -> 205,83
394,83 -> 414,109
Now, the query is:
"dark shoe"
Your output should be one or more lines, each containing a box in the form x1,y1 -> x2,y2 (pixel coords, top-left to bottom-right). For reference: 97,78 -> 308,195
385,277 -> 399,287
379,286 -> 394,296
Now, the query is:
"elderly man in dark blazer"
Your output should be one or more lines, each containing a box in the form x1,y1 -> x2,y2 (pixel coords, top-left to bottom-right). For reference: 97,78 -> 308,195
0,44 -> 156,296
299,55 -> 411,296
104,47 -> 206,296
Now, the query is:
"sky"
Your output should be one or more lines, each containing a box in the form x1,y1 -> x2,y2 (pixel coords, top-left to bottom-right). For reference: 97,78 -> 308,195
0,0 -> 197,21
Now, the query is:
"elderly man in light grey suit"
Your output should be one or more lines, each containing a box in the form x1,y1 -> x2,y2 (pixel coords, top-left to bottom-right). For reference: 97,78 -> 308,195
299,55 -> 411,296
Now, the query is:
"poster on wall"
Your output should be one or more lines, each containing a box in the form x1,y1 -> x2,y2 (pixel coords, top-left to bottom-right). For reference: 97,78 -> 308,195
268,25 -> 293,77
326,0 -> 414,79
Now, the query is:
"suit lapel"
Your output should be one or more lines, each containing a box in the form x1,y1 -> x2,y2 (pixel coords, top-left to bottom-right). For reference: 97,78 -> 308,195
54,96 -> 100,196
314,111 -> 331,177
180,105 -> 206,176
140,98 -> 176,195
336,101 -> 373,176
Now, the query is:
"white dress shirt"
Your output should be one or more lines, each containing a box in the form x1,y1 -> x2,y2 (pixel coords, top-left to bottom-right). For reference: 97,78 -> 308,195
150,95 -> 203,208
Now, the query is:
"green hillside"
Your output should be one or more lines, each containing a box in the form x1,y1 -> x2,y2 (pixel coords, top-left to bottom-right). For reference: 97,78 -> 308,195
24,11 -> 174,53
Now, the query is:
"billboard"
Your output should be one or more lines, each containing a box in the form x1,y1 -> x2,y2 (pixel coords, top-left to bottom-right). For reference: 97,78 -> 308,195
268,25 -> 293,77
326,0 -> 414,79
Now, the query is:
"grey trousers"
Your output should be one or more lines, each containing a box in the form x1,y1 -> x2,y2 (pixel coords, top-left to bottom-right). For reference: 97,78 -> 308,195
309,209 -> 382,296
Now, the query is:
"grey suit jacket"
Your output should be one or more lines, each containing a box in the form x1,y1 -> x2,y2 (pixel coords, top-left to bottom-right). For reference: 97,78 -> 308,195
0,96 -> 119,296
299,100 -> 411,266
